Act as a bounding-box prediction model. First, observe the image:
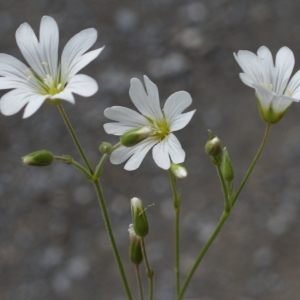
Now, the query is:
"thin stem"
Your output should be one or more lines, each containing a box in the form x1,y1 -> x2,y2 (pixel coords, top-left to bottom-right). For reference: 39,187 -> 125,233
57,104 -> 93,174
168,170 -> 181,296
141,238 -> 154,300
94,180 -> 133,300
216,165 -> 230,212
232,123 -> 271,206
135,264 -> 145,300
178,123 -> 271,300
177,211 -> 230,300
57,106 -> 133,299
54,156 -> 93,179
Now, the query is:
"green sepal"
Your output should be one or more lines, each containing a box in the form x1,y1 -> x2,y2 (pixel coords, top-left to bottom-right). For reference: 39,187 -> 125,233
256,95 -> 291,124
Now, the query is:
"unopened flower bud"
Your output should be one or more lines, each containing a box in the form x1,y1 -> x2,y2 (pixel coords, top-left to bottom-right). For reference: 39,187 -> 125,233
128,224 -> 143,265
120,126 -> 151,147
221,147 -> 234,183
99,142 -> 113,155
131,197 -> 149,238
169,162 -> 187,179
205,131 -> 222,166
22,150 -> 54,166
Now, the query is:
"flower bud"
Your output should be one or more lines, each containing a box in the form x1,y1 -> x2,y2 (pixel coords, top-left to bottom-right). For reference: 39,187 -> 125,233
128,224 -> 143,265
221,147 -> 234,183
131,197 -> 149,238
205,131 -> 222,166
99,142 -> 113,155
169,162 -> 187,179
120,126 -> 151,147
22,150 -> 54,166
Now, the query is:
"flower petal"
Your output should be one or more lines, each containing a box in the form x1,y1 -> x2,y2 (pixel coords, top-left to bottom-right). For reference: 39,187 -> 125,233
51,89 -> 75,104
285,69 -> 300,100
271,95 -> 293,114
234,50 -> 264,85
61,28 -> 99,79
274,46 -> 294,95
163,91 -> 193,123
170,110 -> 196,131
253,83 -> 274,111
16,21 -> 45,77
104,106 -> 148,127
257,46 -> 274,86
166,133 -> 185,164
39,16 -> 59,78
23,95 -> 48,118
103,122 -> 134,135
152,139 -> 171,170
129,76 -> 163,119
0,53 -> 28,79
124,139 -> 157,170
64,48 -> 104,80
0,89 -> 31,116
110,146 -> 135,165
63,74 -> 98,97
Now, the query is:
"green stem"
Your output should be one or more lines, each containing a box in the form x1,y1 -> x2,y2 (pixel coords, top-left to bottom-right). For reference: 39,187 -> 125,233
216,165 -> 230,212
168,170 -> 181,296
177,211 -> 230,300
57,104 -> 94,174
141,238 -> 154,300
94,180 -> 133,300
135,264 -> 145,300
177,123 -> 271,300
54,156 -> 93,179
232,123 -> 271,206
57,105 -> 133,300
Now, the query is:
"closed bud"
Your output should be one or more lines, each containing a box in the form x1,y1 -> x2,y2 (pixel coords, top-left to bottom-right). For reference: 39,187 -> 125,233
205,131 -> 222,166
99,142 -> 113,155
221,148 -> 234,183
22,150 -> 54,167
120,126 -> 151,147
169,162 -> 187,179
128,224 -> 143,265
131,197 -> 149,238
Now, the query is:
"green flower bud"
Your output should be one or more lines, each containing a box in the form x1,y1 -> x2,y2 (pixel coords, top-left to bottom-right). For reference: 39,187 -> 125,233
205,131 -> 222,166
169,162 -> 187,179
22,150 -> 54,167
120,126 -> 151,147
128,224 -> 143,265
131,197 -> 149,238
99,142 -> 113,155
221,147 -> 234,183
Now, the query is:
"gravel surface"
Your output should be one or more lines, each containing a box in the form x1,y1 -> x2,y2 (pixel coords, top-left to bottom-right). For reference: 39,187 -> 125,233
1,0 -> 300,299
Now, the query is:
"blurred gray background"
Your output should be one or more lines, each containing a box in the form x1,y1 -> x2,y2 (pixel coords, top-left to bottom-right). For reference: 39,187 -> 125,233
1,0 -> 300,299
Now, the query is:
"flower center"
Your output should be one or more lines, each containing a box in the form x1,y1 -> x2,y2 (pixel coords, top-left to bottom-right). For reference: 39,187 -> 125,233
25,62 -> 68,96
151,118 -> 170,141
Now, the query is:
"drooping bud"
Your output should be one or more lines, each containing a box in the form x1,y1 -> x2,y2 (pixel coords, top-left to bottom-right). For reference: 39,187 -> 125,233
131,197 -> 149,238
221,147 -> 234,183
22,150 -> 54,167
120,126 -> 151,147
99,142 -> 113,155
205,130 -> 222,166
128,224 -> 143,265
169,162 -> 187,179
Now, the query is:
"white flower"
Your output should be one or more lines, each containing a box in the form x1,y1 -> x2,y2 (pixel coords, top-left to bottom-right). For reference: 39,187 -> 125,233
0,16 -> 104,118
103,75 -> 196,171
234,46 -> 300,123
